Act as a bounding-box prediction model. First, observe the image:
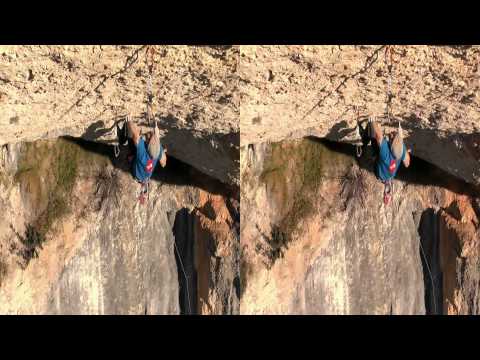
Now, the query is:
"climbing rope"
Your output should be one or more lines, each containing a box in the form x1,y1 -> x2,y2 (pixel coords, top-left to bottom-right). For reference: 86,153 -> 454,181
384,45 -> 396,124
108,45 -> 159,158
138,177 -> 192,314
145,45 -> 157,126
173,233 -> 192,314
419,236 -> 438,314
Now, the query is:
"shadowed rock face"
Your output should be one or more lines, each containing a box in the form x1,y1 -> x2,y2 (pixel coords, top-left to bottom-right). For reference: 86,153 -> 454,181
0,45 -> 239,186
240,138 -> 480,315
417,208 -> 443,315
173,207 -> 197,315
172,193 -> 240,315
240,45 -> 480,186
0,138 -> 239,314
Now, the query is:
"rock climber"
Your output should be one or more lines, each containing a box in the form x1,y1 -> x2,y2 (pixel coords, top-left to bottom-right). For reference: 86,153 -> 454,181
367,118 -> 411,204
117,116 -> 167,183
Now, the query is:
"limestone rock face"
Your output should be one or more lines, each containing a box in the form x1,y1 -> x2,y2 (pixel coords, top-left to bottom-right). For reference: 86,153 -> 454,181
436,195 -> 480,314
194,190 -> 240,315
240,139 -> 480,314
44,187 -> 182,315
0,45 -> 239,186
0,139 -> 239,314
240,45 -> 480,186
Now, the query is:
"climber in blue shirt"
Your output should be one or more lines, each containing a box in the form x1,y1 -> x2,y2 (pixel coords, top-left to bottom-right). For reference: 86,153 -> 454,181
118,116 -> 167,183
368,118 -> 411,205
369,119 -> 411,182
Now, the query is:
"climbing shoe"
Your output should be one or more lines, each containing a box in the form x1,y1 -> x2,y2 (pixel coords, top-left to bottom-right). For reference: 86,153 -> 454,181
116,119 -> 129,146
383,180 -> 393,206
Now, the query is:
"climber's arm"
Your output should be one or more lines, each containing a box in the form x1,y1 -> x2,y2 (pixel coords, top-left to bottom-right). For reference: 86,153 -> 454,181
127,121 -> 141,146
370,121 -> 383,147
403,148 -> 411,168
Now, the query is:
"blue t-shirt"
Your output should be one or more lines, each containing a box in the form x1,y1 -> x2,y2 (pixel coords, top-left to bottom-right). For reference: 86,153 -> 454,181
133,138 -> 162,182
376,138 -> 406,181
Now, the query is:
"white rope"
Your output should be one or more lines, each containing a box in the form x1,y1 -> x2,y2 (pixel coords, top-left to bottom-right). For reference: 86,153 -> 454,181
146,46 -> 154,126
173,234 -> 192,314
419,237 -> 438,314
385,47 -> 393,124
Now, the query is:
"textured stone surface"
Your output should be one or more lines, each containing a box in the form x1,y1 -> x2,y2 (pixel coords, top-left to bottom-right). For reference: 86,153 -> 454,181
240,139 -> 480,314
240,45 -> 480,186
0,45 -> 239,185
437,196 -> 480,314
45,188 -> 181,315
0,138 -> 238,314
195,190 -> 240,314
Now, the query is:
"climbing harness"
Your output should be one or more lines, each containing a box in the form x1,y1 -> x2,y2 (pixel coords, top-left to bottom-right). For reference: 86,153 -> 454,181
114,47 -> 160,205
111,48 -> 168,219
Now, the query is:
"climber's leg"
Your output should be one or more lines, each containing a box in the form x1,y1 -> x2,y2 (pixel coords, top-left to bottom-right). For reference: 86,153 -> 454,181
369,119 -> 383,147
357,118 -> 370,145
367,119 -> 383,179
127,137 -> 136,164
127,119 -> 141,146
116,120 -> 129,147
125,118 -> 139,166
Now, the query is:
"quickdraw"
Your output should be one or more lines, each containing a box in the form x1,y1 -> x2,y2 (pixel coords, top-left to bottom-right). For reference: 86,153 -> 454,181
355,144 -> 362,158
354,105 -> 363,158
113,115 -> 129,158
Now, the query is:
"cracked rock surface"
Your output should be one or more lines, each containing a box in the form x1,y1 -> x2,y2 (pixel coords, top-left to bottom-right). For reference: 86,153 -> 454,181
0,139 -> 239,314
240,45 -> 480,186
0,45 -> 239,186
240,139 -> 480,314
